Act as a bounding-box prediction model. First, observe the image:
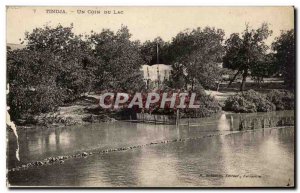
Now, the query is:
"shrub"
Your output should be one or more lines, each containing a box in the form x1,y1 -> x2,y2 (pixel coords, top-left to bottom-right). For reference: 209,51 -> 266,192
242,90 -> 276,112
224,95 -> 257,113
266,89 -> 294,110
182,94 -> 221,118
8,81 -> 67,122
180,87 -> 221,118
224,89 -> 276,113
142,88 -> 221,118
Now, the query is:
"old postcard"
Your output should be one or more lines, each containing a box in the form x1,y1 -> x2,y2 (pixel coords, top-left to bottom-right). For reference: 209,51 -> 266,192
6,6 -> 295,188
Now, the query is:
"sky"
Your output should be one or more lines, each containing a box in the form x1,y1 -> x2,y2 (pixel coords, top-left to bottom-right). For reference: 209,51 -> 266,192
6,6 -> 294,45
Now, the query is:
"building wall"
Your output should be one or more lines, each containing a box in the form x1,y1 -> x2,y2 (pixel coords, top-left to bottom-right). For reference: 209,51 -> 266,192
141,64 -> 172,82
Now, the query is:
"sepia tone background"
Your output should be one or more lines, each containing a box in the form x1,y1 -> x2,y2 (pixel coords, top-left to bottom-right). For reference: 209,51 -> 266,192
7,7 -> 294,45
6,6 -> 295,188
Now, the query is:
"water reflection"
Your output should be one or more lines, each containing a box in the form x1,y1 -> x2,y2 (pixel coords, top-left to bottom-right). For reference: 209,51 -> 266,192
7,111 -> 294,187
8,126 -> 294,187
217,114 -> 231,131
7,111 -> 294,169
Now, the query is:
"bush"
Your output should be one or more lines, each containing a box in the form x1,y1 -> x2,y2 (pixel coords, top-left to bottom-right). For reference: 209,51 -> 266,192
143,88 -> 221,118
181,87 -> 221,118
181,94 -> 221,118
224,95 -> 257,113
242,90 -> 276,112
224,89 -> 275,113
266,89 -> 294,110
8,80 -> 67,121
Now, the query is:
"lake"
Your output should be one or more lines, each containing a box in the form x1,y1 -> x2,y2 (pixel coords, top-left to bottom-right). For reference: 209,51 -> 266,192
7,111 -> 294,187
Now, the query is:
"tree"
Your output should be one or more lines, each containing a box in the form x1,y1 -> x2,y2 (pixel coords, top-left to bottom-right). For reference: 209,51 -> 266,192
24,24 -> 95,97
168,63 -> 187,89
140,37 -> 169,65
167,27 -> 225,90
7,49 -> 66,120
272,30 -> 295,90
223,23 -> 272,91
89,26 -> 145,91
250,53 -> 276,85
7,24 -> 95,120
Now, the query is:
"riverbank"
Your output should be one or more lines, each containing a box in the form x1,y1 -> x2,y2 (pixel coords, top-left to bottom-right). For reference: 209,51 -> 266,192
14,91 -> 224,129
15,95 -> 116,130
12,84 -> 293,129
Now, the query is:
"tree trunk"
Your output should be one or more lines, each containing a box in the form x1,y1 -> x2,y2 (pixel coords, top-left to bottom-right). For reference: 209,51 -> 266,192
240,71 -> 248,91
227,69 -> 241,88
216,82 -> 220,92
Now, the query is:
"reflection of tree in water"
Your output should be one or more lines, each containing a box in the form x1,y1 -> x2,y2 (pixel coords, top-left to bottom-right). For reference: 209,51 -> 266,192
7,110 -> 295,186
238,115 -> 294,131
276,127 -> 294,155
55,129 -> 61,152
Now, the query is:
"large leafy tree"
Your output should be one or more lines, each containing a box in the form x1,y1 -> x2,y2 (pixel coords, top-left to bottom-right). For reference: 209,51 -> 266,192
7,49 -> 67,120
272,30 -> 295,90
223,23 -> 272,91
89,26 -> 145,91
250,53 -> 276,85
24,24 -> 95,96
167,27 -> 225,90
7,24 -> 95,120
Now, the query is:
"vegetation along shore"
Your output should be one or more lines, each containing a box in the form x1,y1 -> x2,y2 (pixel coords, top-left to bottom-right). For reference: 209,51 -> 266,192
7,23 -> 295,128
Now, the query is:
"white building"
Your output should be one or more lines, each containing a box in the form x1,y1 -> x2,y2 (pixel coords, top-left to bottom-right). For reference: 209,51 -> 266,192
141,64 -> 172,82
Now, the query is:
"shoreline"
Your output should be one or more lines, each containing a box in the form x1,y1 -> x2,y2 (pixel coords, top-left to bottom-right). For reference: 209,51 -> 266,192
9,88 -> 294,130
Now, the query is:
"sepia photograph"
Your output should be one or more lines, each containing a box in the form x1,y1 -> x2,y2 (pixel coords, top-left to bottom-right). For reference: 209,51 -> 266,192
6,6 -> 295,188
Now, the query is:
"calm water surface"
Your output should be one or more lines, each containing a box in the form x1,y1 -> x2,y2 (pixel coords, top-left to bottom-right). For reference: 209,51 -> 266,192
7,111 -> 294,187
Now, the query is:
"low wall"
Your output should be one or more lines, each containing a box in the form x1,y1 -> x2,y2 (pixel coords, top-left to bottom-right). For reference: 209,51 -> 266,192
136,113 -> 176,124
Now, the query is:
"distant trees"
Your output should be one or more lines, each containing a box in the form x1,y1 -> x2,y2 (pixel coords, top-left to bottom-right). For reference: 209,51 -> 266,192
223,23 -> 273,91
7,23 -> 295,121
250,53 -> 276,85
272,30 -> 295,89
